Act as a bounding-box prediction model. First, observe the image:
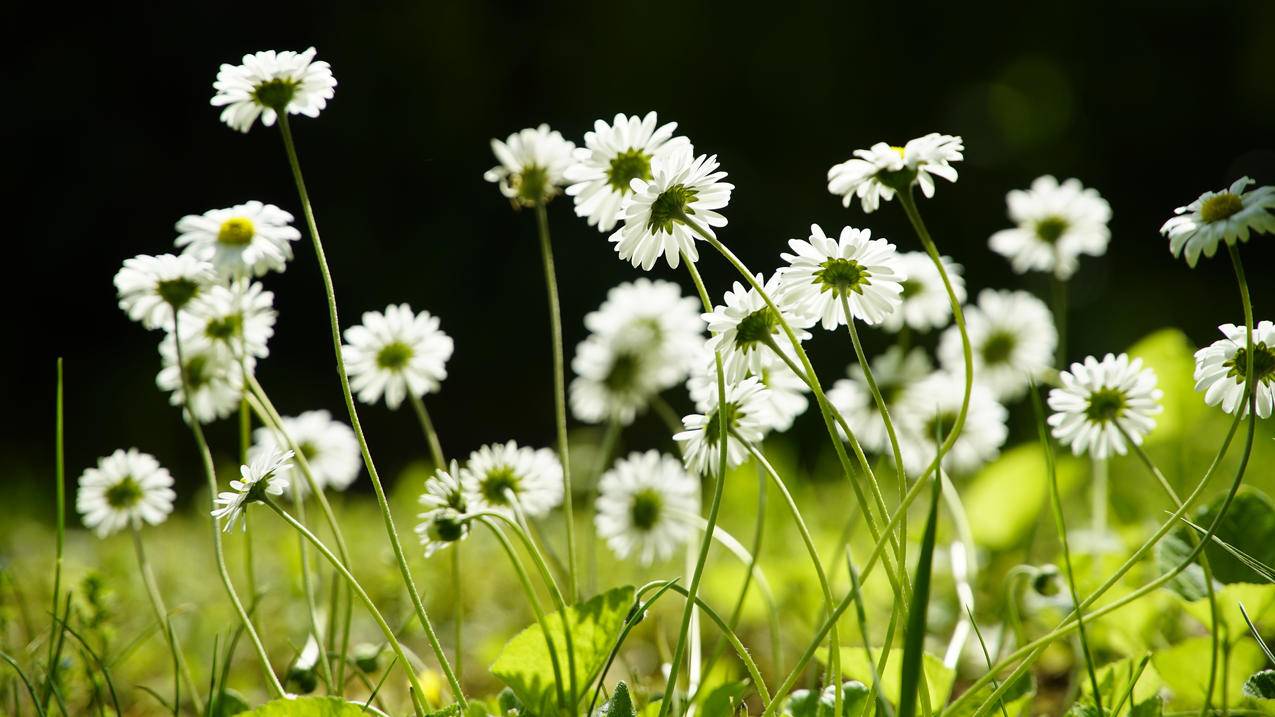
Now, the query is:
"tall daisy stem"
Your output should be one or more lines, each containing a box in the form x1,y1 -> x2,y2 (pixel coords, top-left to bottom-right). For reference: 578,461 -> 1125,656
408,393 -> 446,470
533,201 -> 577,604
291,488 -> 336,693
130,524 -> 202,714
276,113 -> 465,708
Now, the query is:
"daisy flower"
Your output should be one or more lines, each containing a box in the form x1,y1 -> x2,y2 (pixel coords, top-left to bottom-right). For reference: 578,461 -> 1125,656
827,347 -> 932,453
569,336 -> 665,426
938,289 -> 1057,402
778,224 -> 905,329
1194,321 -> 1275,418
583,278 -> 705,388
211,47 -> 337,133
878,252 -> 966,333
157,335 -> 243,424
416,461 -> 470,558
609,148 -> 734,270
595,451 -> 699,565
703,273 -> 814,383
565,112 -> 692,231
252,410 -> 360,497
895,371 -> 1008,475
484,124 -> 576,207
1048,353 -> 1163,458
1161,177 -> 1275,267
686,341 -> 808,432
460,441 -> 564,518
675,377 -> 773,476
76,449 -> 176,538
181,278 -> 277,369
827,133 -> 964,213
211,448 -> 294,531
115,254 -> 215,330
342,304 -> 454,410
989,176 -> 1112,280
175,201 -> 301,278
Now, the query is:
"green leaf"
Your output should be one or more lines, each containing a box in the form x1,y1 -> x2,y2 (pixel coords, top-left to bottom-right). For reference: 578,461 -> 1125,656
1244,670 -> 1275,700
943,671 -> 1034,717
782,682 -> 869,717
1156,531 -> 1210,601
1188,490 -> 1275,584
898,475 -> 941,717
600,682 -> 637,717
209,689 -> 252,717
1129,696 -> 1163,717
1152,636 -> 1267,707
700,680 -> 749,717
965,444 -> 1083,551
817,648 -> 955,711
490,586 -> 636,714
1182,583 -> 1275,638
234,696 -> 376,716
1127,329 -> 1206,444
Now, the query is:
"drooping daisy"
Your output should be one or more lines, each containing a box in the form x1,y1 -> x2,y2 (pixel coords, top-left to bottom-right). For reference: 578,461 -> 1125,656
703,273 -> 814,383
989,176 -> 1112,280
211,449 -> 294,531
1194,321 -> 1275,419
157,334 -> 243,424
175,202 -> 301,278
938,289 -> 1057,402
609,148 -> 734,271
211,47 -> 337,133
342,304 -> 454,410
252,410 -> 360,497
416,461 -> 470,558
827,347 -> 932,453
566,112 -> 692,231
686,341 -> 808,432
675,377 -> 773,476
484,125 -> 576,207
460,441 -> 564,518
1161,178 -> 1275,267
569,336 -> 665,426
583,278 -> 705,389
595,451 -> 699,565
1048,353 -> 1163,458
777,224 -> 905,330
181,279 -> 277,369
115,254 -> 215,330
878,252 -> 966,333
76,449 -> 176,538
895,371 -> 1008,475
827,134 -> 964,213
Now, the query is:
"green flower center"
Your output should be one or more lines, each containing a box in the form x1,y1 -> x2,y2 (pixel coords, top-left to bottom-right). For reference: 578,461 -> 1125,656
630,488 -> 663,531
1034,216 -> 1068,244
703,402 -> 740,446
1085,387 -> 1127,423
157,278 -> 200,310
606,149 -> 653,194
480,467 -> 521,506
514,165 -> 550,205
981,331 -> 1017,366
205,313 -> 243,342
924,411 -> 959,442
253,79 -> 298,110
899,279 -> 922,299
105,476 -> 143,509
376,341 -> 414,370
185,353 -> 211,389
217,217 -> 256,246
647,184 -> 699,235
734,308 -> 780,350
604,352 -> 642,392
814,258 -> 871,296
1226,343 -> 1275,386
296,441 -> 318,462
1200,192 -> 1244,224
429,513 -> 467,543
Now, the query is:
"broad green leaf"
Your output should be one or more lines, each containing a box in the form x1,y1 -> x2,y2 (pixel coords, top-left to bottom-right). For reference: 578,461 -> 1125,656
817,648 -> 955,711
234,696 -> 377,716
1129,696 -> 1163,717
899,476 -> 941,717
210,690 -> 251,717
1183,583 -> 1275,637
942,672 -> 1033,717
1156,531 -> 1210,601
965,444 -> 1083,551
1244,670 -> 1275,700
782,682 -> 869,717
490,586 -> 635,715
700,680 -> 749,717
1152,636 -> 1267,707
600,682 -> 637,717
1188,490 -> 1275,584
1127,328 -> 1204,443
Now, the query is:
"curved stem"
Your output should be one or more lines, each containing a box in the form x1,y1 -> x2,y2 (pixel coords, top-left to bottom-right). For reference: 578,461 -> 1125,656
130,524 -> 202,714
276,113 -> 465,708
408,393 -> 446,469
452,545 -> 463,689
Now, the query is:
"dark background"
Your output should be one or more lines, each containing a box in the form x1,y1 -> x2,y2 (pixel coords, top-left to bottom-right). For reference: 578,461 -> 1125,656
7,1 -> 1275,502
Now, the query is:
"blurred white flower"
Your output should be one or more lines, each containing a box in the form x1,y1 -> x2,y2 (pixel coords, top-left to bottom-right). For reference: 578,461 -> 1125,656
157,334 -> 243,424
1049,353 -> 1162,458
211,47 -> 336,133
175,201 -> 301,278
583,278 -> 705,388
342,304 -> 454,410
778,224 -> 905,330
461,441 -> 563,518
115,254 -> 215,330
938,289 -> 1056,402
878,252 -> 966,333
252,410 -> 360,497
182,279 -> 277,370
595,451 -> 699,565
896,371 -> 1007,475
675,377 -> 773,475
1161,177 -> 1275,267
827,346 -> 932,453
703,273 -> 813,383
827,133 -> 963,213
569,336 -> 666,426
989,176 -> 1112,280
77,449 -> 176,538
566,112 -> 691,231
416,461 -> 470,558
1194,321 -> 1275,419
484,124 -> 576,207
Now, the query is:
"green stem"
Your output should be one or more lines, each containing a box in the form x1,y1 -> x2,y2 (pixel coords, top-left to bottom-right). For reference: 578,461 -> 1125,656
240,397 -> 260,630
408,393 -> 446,470
452,544 -> 463,689
276,113 -> 465,708
46,359 -> 64,708
1053,275 -> 1068,368
131,524 -> 202,714
292,487 -> 336,693
533,201 -> 577,604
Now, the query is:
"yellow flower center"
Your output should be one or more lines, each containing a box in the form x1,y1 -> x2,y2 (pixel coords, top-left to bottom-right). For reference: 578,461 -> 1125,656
217,217 -> 256,246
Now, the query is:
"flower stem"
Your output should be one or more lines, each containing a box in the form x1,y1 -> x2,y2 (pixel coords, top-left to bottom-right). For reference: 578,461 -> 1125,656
291,487 -> 336,693
276,113 -> 466,708
239,397 -> 260,630
130,524 -> 202,714
408,393 -> 446,469
46,358 -> 65,706
452,544 -> 463,688
533,201 -> 577,605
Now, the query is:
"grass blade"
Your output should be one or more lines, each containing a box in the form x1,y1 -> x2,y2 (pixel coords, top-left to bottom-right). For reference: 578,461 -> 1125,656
0,651 -> 47,717
898,468 -> 942,717
1238,602 -> 1275,665
51,606 -> 122,716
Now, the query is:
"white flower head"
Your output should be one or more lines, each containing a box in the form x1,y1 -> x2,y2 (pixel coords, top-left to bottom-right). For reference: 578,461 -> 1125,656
115,254 -> 215,330
827,134 -> 964,213
778,224 -> 905,330
569,336 -> 666,426
157,334 -> 243,424
461,441 -> 564,518
211,47 -> 336,133
1194,321 -> 1275,419
878,252 -> 966,333
938,289 -> 1057,402
1048,353 -> 1163,458
595,451 -> 699,565
583,278 -> 705,388
252,410 -> 360,498
212,448 -> 294,532
703,273 -> 814,383
1161,178 -> 1275,267
175,201 -> 301,278
896,371 -> 1008,475
827,347 -> 932,453
485,124 -> 576,207
342,304 -> 454,410
675,376 -> 773,476
566,112 -> 692,231
609,148 -> 733,271
416,461 -> 471,558
989,176 -> 1112,280
182,278 -> 277,371
76,449 -> 176,538
687,340 -> 810,432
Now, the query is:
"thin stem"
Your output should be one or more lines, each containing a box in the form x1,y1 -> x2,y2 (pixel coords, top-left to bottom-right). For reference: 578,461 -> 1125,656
239,397 -> 260,632
276,113 -> 465,708
452,545 -> 463,688
292,488 -> 336,692
130,524 -> 202,714
47,359 -> 64,708
408,393 -> 446,469
1052,275 -> 1068,368
533,201 -> 577,604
